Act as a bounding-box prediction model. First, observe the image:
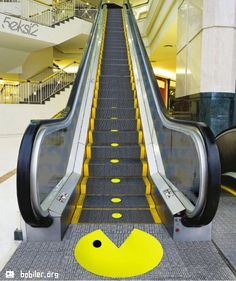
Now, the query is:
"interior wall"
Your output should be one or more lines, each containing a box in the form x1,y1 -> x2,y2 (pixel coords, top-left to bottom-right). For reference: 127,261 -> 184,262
176,0 -> 203,98
20,47 -> 53,80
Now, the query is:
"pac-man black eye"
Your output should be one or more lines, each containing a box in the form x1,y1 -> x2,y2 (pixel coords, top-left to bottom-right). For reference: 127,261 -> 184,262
93,240 -> 102,248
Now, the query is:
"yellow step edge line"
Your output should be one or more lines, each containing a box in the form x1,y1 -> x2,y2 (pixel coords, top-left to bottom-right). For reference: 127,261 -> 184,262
143,177 -> 151,194
81,177 -> 88,194
137,118 -> 141,130
146,194 -> 162,224
84,159 -> 90,177
221,185 -> 236,196
90,118 -> 95,130
138,131 -> 143,144
142,160 -> 148,177
71,207 -> 82,224
91,107 -> 97,119
150,208 -> 162,224
135,108 -> 140,119
88,130 -> 93,143
76,194 -> 86,208
146,194 -> 155,208
86,144 -> 92,159
140,144 -> 146,159
93,99 -> 98,108
94,90 -> 99,98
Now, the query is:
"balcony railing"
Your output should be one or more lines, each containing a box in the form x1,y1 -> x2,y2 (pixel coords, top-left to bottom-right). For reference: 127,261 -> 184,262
0,62 -> 79,104
0,0 -> 97,26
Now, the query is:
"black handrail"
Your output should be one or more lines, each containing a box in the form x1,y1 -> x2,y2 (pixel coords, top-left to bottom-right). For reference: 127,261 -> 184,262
125,0 -> 221,226
17,1 -> 103,227
216,126 -> 236,175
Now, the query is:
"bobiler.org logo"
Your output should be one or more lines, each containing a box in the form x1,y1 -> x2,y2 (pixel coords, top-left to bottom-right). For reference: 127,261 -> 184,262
5,270 -> 15,279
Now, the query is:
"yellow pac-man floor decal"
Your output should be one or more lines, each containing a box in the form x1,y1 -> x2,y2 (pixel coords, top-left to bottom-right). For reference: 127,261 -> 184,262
74,228 -> 163,278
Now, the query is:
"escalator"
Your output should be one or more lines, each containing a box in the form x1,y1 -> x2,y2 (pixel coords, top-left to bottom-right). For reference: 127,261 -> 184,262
71,6 -> 159,224
216,127 -> 236,196
16,0 -> 221,242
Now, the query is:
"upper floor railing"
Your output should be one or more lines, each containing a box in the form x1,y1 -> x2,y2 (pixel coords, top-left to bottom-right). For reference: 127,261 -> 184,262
0,0 -> 97,26
0,62 -> 78,104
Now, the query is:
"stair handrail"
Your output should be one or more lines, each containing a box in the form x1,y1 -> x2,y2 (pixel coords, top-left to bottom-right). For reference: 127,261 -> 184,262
0,62 -> 78,104
125,0 -> 221,226
19,62 -> 79,103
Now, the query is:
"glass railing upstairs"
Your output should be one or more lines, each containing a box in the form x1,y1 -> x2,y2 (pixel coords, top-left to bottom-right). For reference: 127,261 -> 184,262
17,0 -> 104,227
125,0 -> 221,227
75,3 -> 97,22
0,63 -> 78,104
0,0 -> 97,26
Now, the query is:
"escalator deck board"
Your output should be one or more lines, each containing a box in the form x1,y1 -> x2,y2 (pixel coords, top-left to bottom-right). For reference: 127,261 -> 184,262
78,210 -> 154,223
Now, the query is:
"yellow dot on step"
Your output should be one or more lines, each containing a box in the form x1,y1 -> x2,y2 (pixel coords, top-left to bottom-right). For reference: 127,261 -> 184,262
111,129 -> 119,132
111,178 -> 121,183
111,198 -> 122,203
111,143 -> 119,147
110,159 -> 119,164
111,117 -> 118,120
112,212 -> 122,219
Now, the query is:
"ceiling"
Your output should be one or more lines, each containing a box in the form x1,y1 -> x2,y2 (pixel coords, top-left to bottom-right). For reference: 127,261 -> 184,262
54,0 -> 177,80
150,19 -> 177,80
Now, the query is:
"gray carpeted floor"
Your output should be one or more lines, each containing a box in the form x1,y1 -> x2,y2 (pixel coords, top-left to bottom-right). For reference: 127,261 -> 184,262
0,220 -> 235,280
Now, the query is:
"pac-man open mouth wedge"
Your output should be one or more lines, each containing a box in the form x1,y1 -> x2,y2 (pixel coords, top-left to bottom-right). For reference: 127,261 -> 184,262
74,228 -> 164,278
